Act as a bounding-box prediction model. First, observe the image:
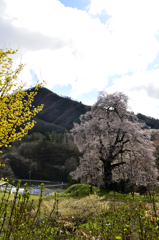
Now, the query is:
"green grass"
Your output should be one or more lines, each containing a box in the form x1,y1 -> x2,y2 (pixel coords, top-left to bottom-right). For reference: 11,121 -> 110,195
59,183 -> 97,197
0,191 -> 10,200
1,183 -> 153,203
1,182 -> 159,239
58,184 -> 159,202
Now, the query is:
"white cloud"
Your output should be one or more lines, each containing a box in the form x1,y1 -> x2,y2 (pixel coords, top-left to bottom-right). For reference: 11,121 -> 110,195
104,69 -> 159,118
88,0 -> 159,70
1,0 -> 159,119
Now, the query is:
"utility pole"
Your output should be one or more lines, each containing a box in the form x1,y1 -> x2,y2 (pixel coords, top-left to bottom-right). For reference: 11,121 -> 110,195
29,171 -> 31,186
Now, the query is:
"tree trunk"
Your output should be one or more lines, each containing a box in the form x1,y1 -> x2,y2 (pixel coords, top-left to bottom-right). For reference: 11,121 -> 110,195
103,160 -> 113,190
102,158 -> 126,191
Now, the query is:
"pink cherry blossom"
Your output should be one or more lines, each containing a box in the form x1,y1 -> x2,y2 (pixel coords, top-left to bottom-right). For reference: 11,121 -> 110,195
70,91 -> 158,190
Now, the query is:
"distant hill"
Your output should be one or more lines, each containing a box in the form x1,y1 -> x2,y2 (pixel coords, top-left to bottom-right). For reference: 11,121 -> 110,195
136,113 -> 159,129
28,87 -> 91,134
26,87 -> 159,134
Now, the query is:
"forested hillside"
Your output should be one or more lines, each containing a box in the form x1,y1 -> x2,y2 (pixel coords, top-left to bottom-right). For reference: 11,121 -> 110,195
137,113 -> 159,129
0,131 -> 82,182
28,87 -> 91,134
1,87 -> 159,183
26,87 -> 159,134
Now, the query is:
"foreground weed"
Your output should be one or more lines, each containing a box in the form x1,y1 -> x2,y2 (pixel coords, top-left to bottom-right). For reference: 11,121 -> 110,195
78,198 -> 159,240
0,181 -> 72,239
1,182 -> 159,239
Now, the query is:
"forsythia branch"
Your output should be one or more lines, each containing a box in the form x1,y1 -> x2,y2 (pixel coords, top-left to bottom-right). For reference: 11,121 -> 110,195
0,48 -> 46,152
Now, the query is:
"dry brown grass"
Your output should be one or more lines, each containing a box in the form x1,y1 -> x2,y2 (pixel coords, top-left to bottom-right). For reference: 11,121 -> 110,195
32,193 -> 109,225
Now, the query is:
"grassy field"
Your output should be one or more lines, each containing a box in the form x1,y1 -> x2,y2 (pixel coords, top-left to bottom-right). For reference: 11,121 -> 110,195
1,181 -> 156,202
1,183 -> 159,239
56,183 -> 159,201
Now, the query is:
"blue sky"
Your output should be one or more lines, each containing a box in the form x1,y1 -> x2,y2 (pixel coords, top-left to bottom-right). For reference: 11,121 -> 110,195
59,0 -> 110,25
1,0 -> 159,118
59,0 -> 90,10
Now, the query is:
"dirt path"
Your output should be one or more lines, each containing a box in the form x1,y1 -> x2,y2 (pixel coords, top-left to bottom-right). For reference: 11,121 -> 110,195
8,196 -> 14,201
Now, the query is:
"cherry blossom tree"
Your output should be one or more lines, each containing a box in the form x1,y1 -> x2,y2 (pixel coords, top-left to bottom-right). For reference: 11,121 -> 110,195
112,151 -> 158,195
70,91 -> 158,190
70,152 -> 104,187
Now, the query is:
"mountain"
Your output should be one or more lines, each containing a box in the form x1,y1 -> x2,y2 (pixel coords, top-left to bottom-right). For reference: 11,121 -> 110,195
28,87 -> 91,134
136,113 -> 159,129
26,87 -> 159,134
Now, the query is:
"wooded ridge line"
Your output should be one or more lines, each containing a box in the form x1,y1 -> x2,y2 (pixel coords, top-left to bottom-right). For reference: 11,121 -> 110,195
26,87 -> 159,135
